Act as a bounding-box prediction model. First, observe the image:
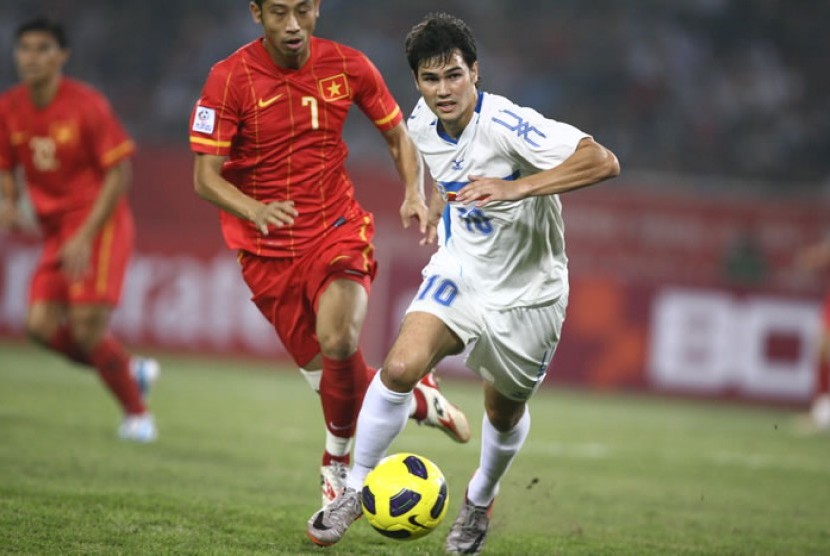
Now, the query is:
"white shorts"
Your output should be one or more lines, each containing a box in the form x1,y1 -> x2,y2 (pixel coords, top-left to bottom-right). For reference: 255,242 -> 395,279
405,257 -> 568,401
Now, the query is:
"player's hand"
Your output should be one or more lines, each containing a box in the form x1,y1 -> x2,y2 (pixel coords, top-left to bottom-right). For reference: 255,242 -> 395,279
400,196 -> 428,235
456,175 -> 528,207
253,200 -> 298,235
59,233 -> 93,282
0,199 -> 21,231
419,203 -> 443,246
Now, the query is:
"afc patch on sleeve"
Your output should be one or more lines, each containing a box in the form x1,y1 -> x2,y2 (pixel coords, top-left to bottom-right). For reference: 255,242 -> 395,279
192,106 -> 216,134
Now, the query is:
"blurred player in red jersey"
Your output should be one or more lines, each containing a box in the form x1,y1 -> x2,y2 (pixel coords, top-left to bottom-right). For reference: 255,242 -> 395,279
0,18 -> 159,442
797,236 -> 830,430
189,0 -> 471,504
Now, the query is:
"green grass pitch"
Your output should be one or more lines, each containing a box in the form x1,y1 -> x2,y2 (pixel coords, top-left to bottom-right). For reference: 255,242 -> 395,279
1,340 -> 829,554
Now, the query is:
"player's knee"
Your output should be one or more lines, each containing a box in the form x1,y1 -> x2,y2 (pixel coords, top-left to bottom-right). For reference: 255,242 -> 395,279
317,330 -> 359,360
66,316 -> 107,351
24,314 -> 56,345
380,358 -> 420,392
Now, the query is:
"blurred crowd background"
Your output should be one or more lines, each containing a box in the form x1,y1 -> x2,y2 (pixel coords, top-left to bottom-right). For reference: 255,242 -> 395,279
1,0 -> 828,194
1,1 -> 827,401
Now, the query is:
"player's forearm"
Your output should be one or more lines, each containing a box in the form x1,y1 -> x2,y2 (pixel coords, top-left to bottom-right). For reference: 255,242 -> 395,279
193,159 -> 263,222
74,160 -> 130,240
385,124 -> 425,202
519,138 -> 620,197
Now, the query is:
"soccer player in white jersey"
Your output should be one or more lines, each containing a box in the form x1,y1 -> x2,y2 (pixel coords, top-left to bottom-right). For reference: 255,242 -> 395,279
307,12 -> 620,553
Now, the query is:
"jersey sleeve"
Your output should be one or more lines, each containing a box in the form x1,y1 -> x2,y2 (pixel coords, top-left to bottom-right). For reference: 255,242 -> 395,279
83,91 -> 135,170
352,53 -> 402,132
0,98 -> 16,171
490,103 -> 590,172
189,62 -> 240,156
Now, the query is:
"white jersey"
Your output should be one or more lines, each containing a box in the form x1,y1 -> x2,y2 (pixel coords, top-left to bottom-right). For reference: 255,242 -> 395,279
408,91 -> 589,309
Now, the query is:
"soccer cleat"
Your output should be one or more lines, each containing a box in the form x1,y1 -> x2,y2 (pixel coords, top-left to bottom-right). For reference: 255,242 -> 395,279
320,460 -> 349,506
414,372 -> 471,443
444,495 -> 494,554
118,413 -> 157,443
307,487 -> 362,547
130,356 -> 160,400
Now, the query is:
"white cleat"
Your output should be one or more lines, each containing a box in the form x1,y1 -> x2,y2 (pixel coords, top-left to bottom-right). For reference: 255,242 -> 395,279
415,372 -> 471,443
118,413 -> 157,443
320,460 -> 349,506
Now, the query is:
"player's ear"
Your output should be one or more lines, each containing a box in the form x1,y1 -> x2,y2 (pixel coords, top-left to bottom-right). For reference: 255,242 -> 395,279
470,61 -> 479,87
412,68 -> 422,92
249,1 -> 263,24
315,0 -> 322,17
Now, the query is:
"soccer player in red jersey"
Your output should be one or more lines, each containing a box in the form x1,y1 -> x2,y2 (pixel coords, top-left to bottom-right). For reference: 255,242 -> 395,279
190,0 -> 471,504
0,18 -> 159,442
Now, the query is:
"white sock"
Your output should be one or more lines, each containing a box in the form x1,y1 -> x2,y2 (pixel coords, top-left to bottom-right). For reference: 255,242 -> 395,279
325,431 -> 352,459
299,367 -> 322,392
347,372 -> 412,490
467,407 -> 531,507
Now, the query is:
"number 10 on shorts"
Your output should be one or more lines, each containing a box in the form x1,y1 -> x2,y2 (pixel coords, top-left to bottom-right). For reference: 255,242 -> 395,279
417,275 -> 459,307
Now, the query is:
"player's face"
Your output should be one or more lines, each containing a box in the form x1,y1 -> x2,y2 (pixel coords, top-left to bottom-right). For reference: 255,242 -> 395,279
14,31 -> 68,88
250,0 -> 320,69
415,50 -> 479,139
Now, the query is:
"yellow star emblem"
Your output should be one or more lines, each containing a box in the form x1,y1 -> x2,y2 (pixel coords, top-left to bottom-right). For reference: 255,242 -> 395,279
327,81 -> 342,97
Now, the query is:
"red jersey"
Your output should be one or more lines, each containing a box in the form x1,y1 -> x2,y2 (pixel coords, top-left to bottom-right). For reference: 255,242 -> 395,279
0,77 -> 135,231
189,37 -> 403,258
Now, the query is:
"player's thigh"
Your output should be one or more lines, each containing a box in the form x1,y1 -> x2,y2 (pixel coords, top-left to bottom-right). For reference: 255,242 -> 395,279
240,254 -> 318,367
315,277 -> 369,357
405,253 -> 480,348
382,311 -> 464,390
468,294 -> 568,402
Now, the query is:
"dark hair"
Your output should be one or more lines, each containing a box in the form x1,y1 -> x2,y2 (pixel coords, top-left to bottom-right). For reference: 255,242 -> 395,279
16,17 -> 68,49
405,13 -> 477,75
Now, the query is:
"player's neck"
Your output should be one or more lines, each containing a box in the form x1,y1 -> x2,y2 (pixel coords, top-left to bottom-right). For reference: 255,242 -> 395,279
441,110 -> 474,140
261,38 -> 310,71
26,74 -> 61,108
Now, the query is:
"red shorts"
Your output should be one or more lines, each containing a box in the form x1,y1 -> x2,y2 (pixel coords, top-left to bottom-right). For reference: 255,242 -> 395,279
29,207 -> 134,306
239,214 -> 378,366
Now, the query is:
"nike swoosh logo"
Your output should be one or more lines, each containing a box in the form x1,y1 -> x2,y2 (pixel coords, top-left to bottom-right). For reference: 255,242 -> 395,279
313,511 -> 330,531
408,515 -> 427,529
437,415 -> 456,432
258,94 -> 284,108
328,421 -> 354,432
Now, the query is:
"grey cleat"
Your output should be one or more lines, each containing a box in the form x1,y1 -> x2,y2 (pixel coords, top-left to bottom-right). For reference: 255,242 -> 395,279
445,496 -> 494,554
306,487 -> 362,547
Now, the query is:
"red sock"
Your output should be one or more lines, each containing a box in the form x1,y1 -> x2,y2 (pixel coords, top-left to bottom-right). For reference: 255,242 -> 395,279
818,355 -> 830,396
322,452 -> 351,466
320,351 -> 370,439
87,336 -> 145,415
48,326 -> 91,365
353,354 -> 375,411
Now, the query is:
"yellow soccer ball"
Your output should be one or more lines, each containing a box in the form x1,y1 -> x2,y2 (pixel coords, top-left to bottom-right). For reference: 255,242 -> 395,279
361,452 -> 449,540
